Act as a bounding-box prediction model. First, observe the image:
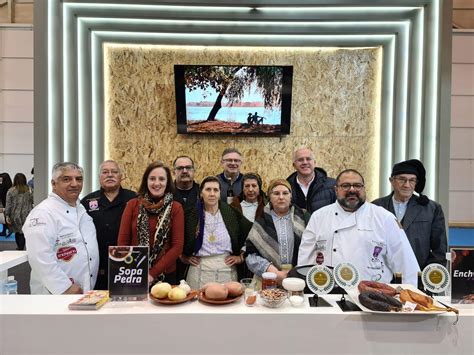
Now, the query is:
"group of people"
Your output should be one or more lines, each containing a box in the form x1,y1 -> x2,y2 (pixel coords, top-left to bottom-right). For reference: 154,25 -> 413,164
0,172 -> 34,250
21,147 -> 447,294
247,112 -> 265,126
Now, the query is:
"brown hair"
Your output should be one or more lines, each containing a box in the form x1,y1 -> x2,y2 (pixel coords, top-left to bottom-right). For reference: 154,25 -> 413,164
137,161 -> 174,197
199,176 -> 221,194
13,173 -> 29,194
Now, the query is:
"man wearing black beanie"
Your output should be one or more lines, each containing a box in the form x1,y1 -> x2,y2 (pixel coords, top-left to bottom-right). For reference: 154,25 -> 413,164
373,159 -> 447,269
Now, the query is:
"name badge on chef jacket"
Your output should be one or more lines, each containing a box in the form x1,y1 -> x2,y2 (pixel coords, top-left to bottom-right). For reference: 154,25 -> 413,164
108,246 -> 148,301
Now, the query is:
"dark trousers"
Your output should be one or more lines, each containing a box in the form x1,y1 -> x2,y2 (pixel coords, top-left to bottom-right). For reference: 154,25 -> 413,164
15,232 -> 25,250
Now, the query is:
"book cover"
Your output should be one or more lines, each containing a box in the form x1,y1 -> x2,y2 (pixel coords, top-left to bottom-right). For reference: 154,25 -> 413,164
68,290 -> 110,310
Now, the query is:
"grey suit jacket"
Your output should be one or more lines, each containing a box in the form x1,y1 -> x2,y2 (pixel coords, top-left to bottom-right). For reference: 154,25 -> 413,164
372,193 -> 447,269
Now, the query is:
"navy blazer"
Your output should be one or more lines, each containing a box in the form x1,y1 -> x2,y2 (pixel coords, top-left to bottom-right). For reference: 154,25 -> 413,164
372,193 -> 447,269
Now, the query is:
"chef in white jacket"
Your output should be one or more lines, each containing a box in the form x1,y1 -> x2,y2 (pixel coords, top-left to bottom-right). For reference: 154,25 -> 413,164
298,169 -> 419,286
23,162 -> 99,294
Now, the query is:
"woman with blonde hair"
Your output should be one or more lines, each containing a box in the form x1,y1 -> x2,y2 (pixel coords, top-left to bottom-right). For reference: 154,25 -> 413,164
5,173 -> 33,250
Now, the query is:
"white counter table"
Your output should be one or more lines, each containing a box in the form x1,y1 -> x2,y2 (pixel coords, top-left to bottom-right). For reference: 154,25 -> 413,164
0,251 -> 28,285
1,294 -> 472,355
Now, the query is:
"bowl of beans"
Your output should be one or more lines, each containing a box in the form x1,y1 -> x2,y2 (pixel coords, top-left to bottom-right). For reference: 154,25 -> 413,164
259,288 -> 288,308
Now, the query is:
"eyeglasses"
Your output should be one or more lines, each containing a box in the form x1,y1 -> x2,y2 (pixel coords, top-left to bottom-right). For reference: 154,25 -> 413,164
393,177 -> 417,185
337,183 -> 365,191
175,165 -> 194,171
222,159 -> 242,164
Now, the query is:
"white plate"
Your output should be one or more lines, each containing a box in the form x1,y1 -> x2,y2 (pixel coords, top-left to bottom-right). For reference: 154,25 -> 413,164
346,284 -> 449,315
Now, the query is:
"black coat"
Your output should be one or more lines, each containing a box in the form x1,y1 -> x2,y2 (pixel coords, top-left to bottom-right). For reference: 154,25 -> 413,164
372,193 -> 447,269
287,168 -> 336,214
81,187 -> 136,289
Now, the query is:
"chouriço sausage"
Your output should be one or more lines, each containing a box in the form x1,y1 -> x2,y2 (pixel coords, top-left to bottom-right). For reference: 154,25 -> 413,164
357,280 -> 398,296
358,291 -> 403,312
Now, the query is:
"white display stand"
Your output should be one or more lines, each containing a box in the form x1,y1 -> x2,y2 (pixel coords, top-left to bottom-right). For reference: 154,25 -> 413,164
1,294 -> 472,354
0,250 -> 28,282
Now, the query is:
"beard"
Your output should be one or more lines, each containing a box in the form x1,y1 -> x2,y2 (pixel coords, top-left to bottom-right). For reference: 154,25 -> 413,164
337,192 -> 365,211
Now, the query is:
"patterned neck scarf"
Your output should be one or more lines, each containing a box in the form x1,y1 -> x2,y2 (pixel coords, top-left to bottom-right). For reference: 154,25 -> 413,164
137,192 -> 174,267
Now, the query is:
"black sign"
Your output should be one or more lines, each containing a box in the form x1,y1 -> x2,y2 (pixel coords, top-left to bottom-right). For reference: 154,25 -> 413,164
108,246 -> 148,301
450,247 -> 474,304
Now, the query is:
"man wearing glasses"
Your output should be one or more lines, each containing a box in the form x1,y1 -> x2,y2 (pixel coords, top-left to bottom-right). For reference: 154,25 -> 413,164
81,160 -> 135,290
173,155 -> 199,210
373,159 -> 447,269
217,148 -> 244,202
298,169 -> 419,286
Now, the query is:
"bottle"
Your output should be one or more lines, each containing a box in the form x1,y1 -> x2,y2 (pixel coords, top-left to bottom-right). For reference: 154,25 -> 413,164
393,272 -> 402,284
5,276 -> 18,295
261,272 -> 277,290
226,179 -> 234,205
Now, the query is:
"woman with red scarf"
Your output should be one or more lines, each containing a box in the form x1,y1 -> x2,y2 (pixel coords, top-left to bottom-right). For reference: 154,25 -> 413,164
118,161 -> 184,285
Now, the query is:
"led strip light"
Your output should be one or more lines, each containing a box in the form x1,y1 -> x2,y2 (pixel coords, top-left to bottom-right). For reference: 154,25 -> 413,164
39,0 -> 448,205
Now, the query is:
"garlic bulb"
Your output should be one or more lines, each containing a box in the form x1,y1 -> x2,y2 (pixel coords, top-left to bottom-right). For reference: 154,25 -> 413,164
178,279 -> 191,295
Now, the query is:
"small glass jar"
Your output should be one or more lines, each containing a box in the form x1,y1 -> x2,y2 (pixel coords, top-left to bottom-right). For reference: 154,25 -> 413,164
282,277 -> 305,307
261,272 -> 277,290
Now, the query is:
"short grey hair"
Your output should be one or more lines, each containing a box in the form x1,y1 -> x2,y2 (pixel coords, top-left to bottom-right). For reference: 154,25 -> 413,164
221,148 -> 242,159
51,162 -> 84,181
292,147 -> 315,162
99,160 -> 122,175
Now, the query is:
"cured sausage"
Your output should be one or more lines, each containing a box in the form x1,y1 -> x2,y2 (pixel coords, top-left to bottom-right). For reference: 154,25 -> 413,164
358,280 -> 397,296
358,291 -> 402,312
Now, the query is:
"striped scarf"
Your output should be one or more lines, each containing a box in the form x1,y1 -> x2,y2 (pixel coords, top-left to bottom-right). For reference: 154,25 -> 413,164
246,204 -> 306,269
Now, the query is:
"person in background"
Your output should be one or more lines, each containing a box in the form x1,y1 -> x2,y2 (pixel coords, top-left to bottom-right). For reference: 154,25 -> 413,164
172,156 -> 200,280
118,161 -> 184,285
5,173 -> 34,250
181,176 -> 252,289
81,160 -> 136,290
216,148 -> 244,203
287,147 -> 336,214
298,169 -> 420,286
173,155 -> 199,210
0,173 -> 13,237
372,159 -> 447,270
246,179 -> 309,286
28,167 -> 34,191
23,162 -> 99,294
230,172 -> 266,223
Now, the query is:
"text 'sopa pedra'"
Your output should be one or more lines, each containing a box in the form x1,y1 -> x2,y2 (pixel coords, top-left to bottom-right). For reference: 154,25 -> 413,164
114,267 -> 143,284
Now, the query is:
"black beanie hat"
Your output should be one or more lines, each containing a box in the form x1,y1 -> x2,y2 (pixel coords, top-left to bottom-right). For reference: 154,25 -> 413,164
391,159 -> 426,194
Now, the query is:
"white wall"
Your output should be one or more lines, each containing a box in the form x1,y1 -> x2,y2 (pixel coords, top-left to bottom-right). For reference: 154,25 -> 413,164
449,31 -> 474,223
0,26 -> 34,179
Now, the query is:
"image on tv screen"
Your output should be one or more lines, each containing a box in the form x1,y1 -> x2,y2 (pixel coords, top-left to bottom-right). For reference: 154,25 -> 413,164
174,65 -> 293,135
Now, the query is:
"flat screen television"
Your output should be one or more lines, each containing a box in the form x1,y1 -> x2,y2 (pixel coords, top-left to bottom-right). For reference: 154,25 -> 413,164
174,65 -> 293,135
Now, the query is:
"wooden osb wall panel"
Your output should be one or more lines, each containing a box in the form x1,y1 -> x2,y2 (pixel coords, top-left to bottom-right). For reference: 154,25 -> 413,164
105,45 -> 381,199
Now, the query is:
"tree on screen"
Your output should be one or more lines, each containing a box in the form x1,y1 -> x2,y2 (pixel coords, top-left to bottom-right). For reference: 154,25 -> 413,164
184,66 -> 283,121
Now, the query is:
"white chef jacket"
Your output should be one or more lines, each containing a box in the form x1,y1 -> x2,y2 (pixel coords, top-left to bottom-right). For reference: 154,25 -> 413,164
298,201 -> 420,286
23,193 -> 99,294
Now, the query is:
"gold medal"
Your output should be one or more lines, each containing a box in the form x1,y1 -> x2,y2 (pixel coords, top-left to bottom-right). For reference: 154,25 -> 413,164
208,234 -> 217,243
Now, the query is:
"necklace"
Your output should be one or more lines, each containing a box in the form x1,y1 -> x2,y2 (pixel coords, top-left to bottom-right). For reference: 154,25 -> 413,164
205,211 -> 220,243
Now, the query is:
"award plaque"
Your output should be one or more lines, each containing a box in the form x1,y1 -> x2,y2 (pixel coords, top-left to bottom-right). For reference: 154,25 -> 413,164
306,265 -> 334,295
334,262 -> 360,290
422,263 -> 450,294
